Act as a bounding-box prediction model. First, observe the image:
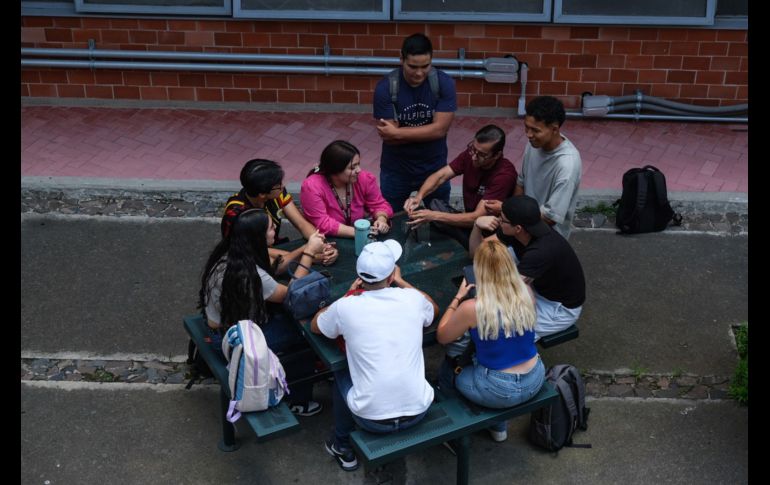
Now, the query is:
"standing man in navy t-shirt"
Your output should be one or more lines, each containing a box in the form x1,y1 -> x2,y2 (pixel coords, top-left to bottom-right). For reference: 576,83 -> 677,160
373,33 -> 458,212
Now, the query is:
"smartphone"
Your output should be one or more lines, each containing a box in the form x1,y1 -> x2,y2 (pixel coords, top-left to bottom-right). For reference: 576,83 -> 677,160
462,265 -> 476,298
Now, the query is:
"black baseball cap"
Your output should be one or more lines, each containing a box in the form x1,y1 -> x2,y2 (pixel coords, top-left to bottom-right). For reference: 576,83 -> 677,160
501,196 -> 551,237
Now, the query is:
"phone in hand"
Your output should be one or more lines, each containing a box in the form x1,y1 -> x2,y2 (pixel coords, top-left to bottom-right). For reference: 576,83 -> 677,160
462,265 -> 476,299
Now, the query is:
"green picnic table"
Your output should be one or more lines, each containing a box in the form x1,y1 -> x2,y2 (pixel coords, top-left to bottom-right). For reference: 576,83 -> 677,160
276,211 -> 471,371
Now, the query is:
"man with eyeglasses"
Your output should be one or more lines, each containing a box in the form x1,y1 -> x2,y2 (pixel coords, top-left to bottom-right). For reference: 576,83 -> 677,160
222,158 -> 338,269
373,33 -> 458,212
470,195 -> 585,341
402,125 -> 518,250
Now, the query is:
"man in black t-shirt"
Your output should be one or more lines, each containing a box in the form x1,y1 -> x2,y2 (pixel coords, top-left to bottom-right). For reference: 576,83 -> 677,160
469,195 -> 585,340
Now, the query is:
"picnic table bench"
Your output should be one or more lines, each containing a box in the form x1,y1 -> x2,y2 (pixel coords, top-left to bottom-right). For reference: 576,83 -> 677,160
184,313 -> 323,451
350,382 -> 559,485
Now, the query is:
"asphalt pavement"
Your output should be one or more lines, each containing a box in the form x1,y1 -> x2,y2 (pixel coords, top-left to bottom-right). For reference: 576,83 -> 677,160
21,212 -> 748,484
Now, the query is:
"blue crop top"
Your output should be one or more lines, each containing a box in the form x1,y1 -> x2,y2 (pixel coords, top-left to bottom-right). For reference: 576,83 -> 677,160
470,326 -> 537,370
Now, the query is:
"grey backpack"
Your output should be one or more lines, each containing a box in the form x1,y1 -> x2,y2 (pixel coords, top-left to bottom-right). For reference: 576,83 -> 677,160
388,67 -> 440,121
529,364 -> 591,452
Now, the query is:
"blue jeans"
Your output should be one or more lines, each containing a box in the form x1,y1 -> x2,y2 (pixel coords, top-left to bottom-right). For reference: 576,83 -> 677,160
331,368 -> 428,450
443,356 -> 545,432
207,311 -> 314,405
380,169 -> 450,214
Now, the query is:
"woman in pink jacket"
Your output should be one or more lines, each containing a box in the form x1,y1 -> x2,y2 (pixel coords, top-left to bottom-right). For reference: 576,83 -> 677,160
301,140 -> 393,237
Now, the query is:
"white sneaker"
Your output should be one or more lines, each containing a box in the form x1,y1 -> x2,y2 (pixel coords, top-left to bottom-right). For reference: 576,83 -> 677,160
489,428 -> 508,442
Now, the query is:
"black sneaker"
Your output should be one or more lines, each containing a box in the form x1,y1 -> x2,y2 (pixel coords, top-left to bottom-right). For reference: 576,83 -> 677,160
324,438 -> 359,472
289,401 -> 323,417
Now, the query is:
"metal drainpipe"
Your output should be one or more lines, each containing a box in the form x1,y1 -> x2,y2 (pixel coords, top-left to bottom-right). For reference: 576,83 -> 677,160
517,61 -> 528,117
20,58 -> 490,78
566,112 -> 747,123
20,47 -> 494,69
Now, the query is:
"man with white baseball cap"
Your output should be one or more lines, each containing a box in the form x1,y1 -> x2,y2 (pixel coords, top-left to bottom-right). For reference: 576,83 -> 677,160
311,240 -> 438,472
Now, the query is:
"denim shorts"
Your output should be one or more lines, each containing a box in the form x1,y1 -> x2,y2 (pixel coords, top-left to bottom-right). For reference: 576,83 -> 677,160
455,356 -> 545,409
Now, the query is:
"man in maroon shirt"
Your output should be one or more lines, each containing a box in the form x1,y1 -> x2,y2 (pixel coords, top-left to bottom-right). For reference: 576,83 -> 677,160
404,124 -> 518,249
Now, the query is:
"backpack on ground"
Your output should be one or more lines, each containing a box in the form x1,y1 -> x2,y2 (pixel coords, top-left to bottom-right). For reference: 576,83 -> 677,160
221,320 -> 289,422
529,364 -> 591,452
614,165 -> 683,234
388,67 -> 440,121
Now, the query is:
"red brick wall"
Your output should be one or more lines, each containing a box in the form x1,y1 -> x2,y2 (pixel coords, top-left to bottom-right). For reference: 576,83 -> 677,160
21,17 -> 748,109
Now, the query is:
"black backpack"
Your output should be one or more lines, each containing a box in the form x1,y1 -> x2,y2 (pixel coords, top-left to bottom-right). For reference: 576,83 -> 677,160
614,165 -> 682,234
529,364 -> 591,452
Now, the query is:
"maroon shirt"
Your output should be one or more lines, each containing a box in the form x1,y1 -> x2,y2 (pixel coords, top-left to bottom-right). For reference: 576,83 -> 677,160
448,150 -> 518,212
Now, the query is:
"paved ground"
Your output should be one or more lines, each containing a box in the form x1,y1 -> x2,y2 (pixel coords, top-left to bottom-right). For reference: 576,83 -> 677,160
20,213 -> 747,484
20,102 -> 748,483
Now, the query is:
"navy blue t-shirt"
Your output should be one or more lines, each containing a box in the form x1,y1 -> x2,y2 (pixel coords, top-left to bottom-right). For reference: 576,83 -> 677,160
373,68 -> 457,178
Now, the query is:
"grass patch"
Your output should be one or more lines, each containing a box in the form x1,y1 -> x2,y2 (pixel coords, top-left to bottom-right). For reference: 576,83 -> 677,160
578,201 -> 616,218
729,324 -> 748,405
82,369 -> 118,383
631,363 -> 648,382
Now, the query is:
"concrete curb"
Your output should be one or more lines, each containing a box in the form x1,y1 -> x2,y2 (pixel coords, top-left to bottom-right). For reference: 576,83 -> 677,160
21,176 -> 748,234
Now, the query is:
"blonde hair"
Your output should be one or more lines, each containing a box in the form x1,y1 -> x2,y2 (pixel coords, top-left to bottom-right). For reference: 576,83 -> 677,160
473,239 -> 536,340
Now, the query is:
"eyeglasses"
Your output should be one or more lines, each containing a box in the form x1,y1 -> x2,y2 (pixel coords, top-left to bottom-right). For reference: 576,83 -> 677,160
500,218 -> 513,226
467,141 -> 497,162
270,184 -> 283,192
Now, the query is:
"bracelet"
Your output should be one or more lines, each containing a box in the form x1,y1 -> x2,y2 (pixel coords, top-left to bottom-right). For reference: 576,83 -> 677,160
453,297 -> 461,304
302,252 -> 315,258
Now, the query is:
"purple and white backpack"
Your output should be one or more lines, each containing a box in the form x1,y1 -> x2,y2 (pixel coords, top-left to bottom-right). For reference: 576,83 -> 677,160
221,320 -> 289,422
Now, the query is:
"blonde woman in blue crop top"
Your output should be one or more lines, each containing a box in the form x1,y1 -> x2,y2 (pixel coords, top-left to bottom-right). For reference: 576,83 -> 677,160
437,238 -> 545,442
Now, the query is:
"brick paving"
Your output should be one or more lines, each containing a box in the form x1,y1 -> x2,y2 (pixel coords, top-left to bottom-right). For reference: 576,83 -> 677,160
21,105 -> 748,193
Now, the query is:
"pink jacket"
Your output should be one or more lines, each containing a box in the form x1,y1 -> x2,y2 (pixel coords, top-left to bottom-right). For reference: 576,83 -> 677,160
300,171 -> 393,236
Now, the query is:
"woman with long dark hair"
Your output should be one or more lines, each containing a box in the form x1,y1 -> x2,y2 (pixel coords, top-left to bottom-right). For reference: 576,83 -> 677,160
200,208 -> 327,416
436,239 -> 545,442
300,140 -> 393,237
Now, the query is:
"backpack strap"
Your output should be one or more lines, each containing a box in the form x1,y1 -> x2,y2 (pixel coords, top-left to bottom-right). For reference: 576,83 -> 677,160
427,67 -> 440,99
646,165 -> 683,226
286,260 -> 313,280
635,170 -> 649,212
643,166 -> 670,208
554,378 -> 579,444
565,366 -> 589,430
388,68 -> 400,121
388,67 -> 441,121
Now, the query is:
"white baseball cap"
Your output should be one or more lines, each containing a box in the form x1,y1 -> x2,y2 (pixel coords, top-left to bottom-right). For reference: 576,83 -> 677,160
356,240 -> 403,283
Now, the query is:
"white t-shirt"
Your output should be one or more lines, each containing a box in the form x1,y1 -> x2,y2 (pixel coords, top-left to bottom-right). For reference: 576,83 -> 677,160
317,287 -> 435,420
204,259 -> 279,327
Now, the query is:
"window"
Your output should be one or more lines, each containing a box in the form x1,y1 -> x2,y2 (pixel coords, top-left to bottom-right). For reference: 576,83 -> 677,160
234,0 -> 388,20
394,0 -> 550,22
74,0 -> 230,15
21,0 -> 746,28
554,0 -> 716,26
